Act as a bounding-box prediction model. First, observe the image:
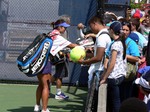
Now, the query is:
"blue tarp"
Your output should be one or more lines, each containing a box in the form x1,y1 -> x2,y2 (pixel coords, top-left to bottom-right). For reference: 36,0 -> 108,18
59,0 -> 97,26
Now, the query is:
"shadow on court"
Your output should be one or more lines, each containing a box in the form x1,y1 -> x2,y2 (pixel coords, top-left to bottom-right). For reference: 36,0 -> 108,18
0,84 -> 87,112
6,94 -> 86,112
7,107 -> 33,112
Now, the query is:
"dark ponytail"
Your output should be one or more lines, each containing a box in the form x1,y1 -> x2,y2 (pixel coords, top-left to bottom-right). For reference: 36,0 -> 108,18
114,32 -> 126,60
119,32 -> 126,60
50,22 -> 55,29
50,19 -> 65,29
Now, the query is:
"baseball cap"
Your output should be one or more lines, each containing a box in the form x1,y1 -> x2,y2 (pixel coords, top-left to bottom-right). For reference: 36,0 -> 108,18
55,22 -> 70,28
129,33 -> 139,43
135,69 -> 150,90
110,21 -> 122,35
117,16 -> 123,20
131,9 -> 143,19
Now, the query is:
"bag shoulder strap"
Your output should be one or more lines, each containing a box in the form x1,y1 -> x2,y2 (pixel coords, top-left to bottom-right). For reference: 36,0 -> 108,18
126,40 -> 132,49
96,31 -> 110,44
98,31 -> 110,37
97,31 -> 110,65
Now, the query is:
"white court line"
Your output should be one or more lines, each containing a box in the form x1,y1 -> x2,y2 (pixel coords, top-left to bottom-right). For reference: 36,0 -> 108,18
0,83 -> 38,87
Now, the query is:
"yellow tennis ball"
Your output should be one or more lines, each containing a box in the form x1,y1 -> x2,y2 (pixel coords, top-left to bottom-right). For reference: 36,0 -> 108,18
70,46 -> 86,62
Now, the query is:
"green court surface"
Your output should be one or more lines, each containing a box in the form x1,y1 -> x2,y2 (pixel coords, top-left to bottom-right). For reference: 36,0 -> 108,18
0,84 -> 87,112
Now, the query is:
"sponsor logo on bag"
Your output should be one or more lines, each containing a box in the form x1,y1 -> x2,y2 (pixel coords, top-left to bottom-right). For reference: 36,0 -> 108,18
23,48 -> 34,61
23,44 -> 39,61
31,41 -> 50,74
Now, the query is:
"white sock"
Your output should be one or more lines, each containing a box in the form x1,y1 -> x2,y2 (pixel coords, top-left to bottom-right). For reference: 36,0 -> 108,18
41,109 -> 50,112
56,88 -> 61,95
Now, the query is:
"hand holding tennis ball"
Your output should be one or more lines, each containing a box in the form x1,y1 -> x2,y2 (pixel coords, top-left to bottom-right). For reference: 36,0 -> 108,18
70,46 -> 86,62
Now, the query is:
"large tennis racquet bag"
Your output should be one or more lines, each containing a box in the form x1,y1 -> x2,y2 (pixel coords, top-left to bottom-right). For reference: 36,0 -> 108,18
17,33 -> 53,77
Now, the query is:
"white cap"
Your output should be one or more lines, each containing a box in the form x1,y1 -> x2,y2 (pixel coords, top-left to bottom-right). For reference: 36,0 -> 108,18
117,16 -> 123,20
135,77 -> 150,89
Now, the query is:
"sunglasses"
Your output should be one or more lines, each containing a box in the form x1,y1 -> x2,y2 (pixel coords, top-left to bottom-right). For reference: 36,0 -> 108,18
122,21 -> 131,26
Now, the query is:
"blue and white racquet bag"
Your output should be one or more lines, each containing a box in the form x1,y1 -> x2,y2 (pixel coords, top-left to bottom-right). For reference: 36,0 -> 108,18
17,33 -> 53,77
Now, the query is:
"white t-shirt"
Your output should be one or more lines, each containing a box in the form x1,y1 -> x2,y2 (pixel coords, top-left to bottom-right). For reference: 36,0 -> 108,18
108,41 -> 127,79
50,35 -> 71,56
140,25 -> 150,41
88,29 -> 111,80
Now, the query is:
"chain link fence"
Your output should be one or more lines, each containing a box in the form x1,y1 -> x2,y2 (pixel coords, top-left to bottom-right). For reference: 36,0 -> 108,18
0,0 -> 129,84
0,0 -> 97,84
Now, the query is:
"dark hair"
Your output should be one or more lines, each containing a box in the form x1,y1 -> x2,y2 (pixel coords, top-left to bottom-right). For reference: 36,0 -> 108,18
146,32 -> 150,66
50,19 -> 65,29
130,18 -> 140,30
122,21 -> 132,33
88,16 -> 104,25
142,46 -> 147,56
115,32 -> 126,60
119,97 -> 148,112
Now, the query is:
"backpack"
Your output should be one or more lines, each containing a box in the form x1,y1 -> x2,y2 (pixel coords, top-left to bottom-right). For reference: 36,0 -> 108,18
17,33 -> 53,77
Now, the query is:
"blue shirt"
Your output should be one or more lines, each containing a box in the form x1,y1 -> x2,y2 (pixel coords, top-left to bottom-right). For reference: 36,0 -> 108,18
106,37 -> 140,57
126,37 -> 140,57
134,31 -> 148,48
